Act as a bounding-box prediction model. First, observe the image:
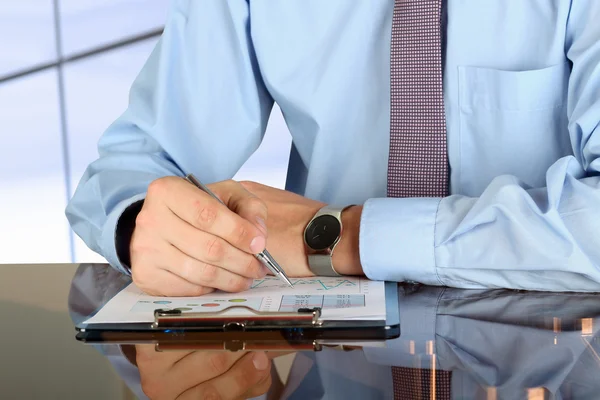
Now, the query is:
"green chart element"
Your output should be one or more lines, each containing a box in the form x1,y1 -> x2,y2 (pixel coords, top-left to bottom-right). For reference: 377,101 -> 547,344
229,299 -> 247,303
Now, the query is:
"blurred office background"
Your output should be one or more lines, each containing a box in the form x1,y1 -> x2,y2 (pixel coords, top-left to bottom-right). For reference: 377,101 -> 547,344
0,0 -> 292,265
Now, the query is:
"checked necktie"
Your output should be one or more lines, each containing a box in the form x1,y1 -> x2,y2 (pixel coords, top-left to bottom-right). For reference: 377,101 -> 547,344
388,0 -> 451,398
387,0 -> 449,198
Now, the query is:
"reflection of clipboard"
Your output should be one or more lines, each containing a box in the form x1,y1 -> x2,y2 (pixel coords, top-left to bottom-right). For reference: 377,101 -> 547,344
74,282 -> 400,349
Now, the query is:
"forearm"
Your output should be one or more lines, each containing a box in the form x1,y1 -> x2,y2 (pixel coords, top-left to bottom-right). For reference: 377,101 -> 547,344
356,163 -> 600,291
66,0 -> 273,273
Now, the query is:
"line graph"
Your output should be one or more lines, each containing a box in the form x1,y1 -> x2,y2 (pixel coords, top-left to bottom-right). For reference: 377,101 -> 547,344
249,276 -> 360,294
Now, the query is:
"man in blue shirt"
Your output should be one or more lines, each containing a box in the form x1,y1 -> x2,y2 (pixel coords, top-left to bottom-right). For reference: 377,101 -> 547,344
66,1 -> 600,296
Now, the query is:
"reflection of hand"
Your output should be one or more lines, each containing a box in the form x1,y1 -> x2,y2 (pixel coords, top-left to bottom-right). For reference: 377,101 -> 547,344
135,345 -> 272,399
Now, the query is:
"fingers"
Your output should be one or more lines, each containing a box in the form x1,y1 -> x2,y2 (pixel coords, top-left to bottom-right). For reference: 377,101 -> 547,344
132,176 -> 271,296
162,243 -> 255,293
215,180 -> 269,237
243,371 -> 273,399
138,349 -> 246,400
151,178 -> 267,254
170,351 -> 246,384
133,208 -> 262,293
160,209 -> 266,279
135,345 -> 196,375
133,266 -> 214,297
177,352 -> 272,400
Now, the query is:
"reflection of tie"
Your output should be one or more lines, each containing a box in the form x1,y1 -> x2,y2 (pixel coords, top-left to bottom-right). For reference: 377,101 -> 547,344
392,367 -> 452,400
389,0 -> 451,397
387,0 -> 449,198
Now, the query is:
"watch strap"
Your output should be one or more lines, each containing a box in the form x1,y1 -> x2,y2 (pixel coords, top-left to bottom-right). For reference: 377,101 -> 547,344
308,254 -> 342,277
313,205 -> 343,220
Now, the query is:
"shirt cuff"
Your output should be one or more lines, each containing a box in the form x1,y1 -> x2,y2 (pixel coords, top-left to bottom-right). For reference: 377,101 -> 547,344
359,197 -> 443,285
100,193 -> 147,276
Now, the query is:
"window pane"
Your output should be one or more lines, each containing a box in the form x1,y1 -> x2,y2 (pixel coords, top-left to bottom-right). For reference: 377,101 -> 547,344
0,70 -> 70,263
59,0 -> 169,56
0,1 -> 57,78
64,39 -> 158,262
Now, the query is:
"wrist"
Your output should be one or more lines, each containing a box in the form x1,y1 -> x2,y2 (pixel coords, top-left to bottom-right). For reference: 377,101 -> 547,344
332,205 -> 363,275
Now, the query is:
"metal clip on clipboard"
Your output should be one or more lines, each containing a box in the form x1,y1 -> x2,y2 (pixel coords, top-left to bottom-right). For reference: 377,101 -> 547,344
152,306 -> 323,331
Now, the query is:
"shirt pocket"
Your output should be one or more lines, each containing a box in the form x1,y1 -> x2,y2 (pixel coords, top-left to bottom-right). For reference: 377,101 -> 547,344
457,62 -> 571,196
459,63 -> 568,111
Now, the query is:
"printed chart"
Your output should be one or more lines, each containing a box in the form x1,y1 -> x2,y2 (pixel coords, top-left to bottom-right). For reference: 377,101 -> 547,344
84,277 -> 385,325
131,297 -> 263,313
249,277 -> 361,294
278,295 -> 365,312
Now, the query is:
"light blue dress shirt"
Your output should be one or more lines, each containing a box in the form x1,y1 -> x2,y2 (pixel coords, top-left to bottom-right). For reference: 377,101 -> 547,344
66,0 -> 600,291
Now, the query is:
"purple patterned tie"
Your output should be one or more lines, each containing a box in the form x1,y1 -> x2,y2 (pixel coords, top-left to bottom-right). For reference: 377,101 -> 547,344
387,0 -> 449,198
389,0 -> 451,397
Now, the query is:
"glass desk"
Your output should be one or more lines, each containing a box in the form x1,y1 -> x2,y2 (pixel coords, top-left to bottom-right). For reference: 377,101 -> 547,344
1,263 -> 599,399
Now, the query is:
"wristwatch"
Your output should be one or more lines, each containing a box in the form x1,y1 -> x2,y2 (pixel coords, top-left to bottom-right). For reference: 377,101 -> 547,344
303,205 -> 353,276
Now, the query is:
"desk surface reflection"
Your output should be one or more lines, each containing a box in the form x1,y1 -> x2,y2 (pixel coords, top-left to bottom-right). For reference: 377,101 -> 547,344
1,263 -> 599,400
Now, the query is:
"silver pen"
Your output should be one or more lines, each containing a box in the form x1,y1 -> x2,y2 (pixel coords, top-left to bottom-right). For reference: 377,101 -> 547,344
184,174 -> 293,288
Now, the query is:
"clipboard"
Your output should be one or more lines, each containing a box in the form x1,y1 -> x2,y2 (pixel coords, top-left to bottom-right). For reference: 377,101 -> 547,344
74,282 -> 400,349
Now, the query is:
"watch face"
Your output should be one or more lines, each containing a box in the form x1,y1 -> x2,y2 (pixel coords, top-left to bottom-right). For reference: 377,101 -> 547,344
304,215 -> 341,251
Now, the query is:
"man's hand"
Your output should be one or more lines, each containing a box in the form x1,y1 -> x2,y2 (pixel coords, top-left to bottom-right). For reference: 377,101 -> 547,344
130,177 -> 272,296
135,345 -> 273,400
239,181 -> 363,276
129,176 -> 363,297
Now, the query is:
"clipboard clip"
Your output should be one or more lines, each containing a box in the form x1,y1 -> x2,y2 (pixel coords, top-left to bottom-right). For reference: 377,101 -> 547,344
152,306 -> 322,331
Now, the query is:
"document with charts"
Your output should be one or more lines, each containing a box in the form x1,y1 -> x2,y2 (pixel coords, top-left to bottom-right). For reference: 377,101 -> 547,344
84,276 -> 386,324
